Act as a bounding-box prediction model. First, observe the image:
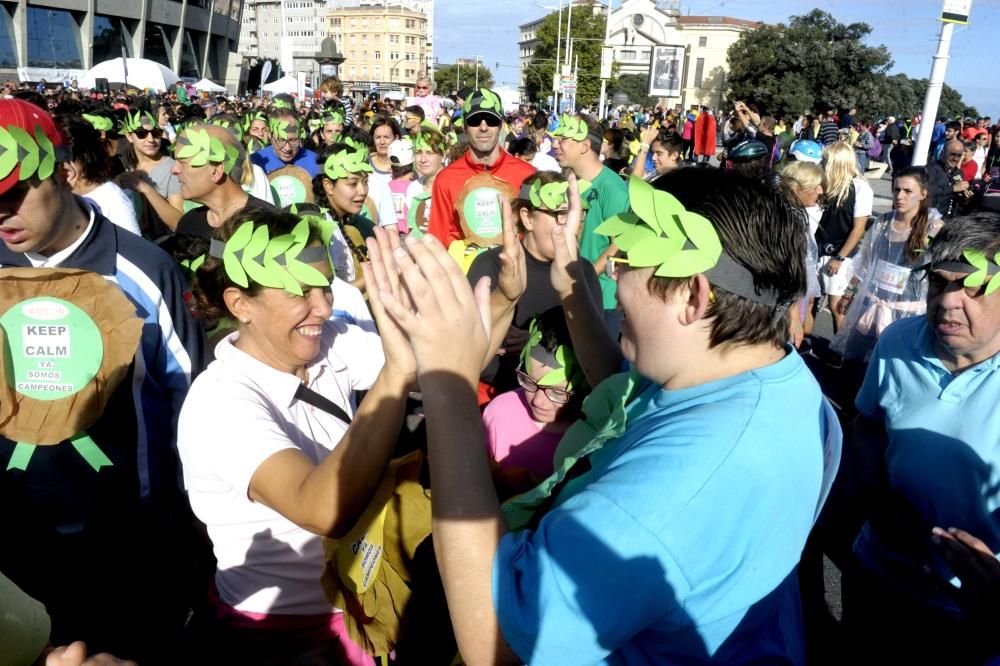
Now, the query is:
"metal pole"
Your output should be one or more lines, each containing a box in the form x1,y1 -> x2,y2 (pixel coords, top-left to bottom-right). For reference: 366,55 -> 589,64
912,16 -> 957,166
565,0 -> 573,69
598,0 -> 612,119
475,57 -> 479,88
554,0 -> 562,112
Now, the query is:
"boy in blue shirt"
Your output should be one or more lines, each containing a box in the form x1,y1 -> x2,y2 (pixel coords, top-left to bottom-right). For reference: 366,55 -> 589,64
366,167 -> 840,664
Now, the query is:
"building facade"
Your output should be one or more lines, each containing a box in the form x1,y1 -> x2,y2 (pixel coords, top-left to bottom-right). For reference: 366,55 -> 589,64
237,0 -> 326,86
604,0 -> 756,109
0,0 -> 244,88
518,0 -> 757,110
517,0 -> 606,97
326,2 -> 430,97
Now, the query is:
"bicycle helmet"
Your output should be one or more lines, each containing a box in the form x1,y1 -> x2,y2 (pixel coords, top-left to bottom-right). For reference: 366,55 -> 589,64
729,139 -> 770,163
788,139 -> 823,164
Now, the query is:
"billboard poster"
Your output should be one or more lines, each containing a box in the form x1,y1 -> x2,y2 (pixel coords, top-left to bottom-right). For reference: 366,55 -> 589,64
648,45 -> 684,98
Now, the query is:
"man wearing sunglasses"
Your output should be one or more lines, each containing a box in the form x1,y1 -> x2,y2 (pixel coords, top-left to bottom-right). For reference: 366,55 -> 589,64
0,98 -> 207,658
844,212 -> 1000,661
249,108 -> 320,177
427,87 -> 536,247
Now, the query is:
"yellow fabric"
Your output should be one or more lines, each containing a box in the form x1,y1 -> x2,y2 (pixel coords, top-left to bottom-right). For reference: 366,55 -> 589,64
321,451 -> 433,659
447,239 -> 486,274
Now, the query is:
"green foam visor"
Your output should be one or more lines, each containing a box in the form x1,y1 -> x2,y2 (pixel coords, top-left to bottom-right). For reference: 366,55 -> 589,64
518,179 -> 593,211
0,125 -> 71,182
82,113 -> 114,132
120,110 -> 156,135
518,318 -> 585,391
926,249 -> 1000,296
208,220 -> 331,296
596,176 -> 789,310
324,148 -> 373,180
175,129 -> 240,174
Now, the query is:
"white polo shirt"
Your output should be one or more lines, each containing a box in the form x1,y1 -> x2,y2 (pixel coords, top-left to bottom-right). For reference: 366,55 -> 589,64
177,319 -> 384,615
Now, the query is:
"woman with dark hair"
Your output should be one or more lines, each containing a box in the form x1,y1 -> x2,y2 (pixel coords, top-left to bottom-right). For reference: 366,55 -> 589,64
367,115 -> 401,190
116,109 -> 185,237
832,166 -> 943,363
178,205 -> 415,665
57,115 -> 140,235
313,143 -> 376,290
601,127 -> 629,175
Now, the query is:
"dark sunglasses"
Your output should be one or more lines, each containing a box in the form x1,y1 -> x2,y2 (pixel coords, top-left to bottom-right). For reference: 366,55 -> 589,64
467,114 -> 502,128
134,128 -> 163,140
927,271 -> 990,298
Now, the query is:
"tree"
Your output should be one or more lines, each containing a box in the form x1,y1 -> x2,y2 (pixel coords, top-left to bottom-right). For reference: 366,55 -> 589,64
860,73 -> 978,120
434,63 -> 494,96
726,10 -> 891,117
611,74 -> 658,108
524,0 -> 609,109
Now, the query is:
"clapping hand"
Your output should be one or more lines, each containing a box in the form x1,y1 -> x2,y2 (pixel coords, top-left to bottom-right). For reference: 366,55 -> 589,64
496,194 -> 526,304
363,227 -> 418,386
550,173 -> 587,299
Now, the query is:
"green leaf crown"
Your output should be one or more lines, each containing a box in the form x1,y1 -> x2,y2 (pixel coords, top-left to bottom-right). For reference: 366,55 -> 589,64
323,147 -> 373,181
551,114 -> 588,141
175,129 -> 240,175
0,124 -> 64,182
960,249 -> 1000,295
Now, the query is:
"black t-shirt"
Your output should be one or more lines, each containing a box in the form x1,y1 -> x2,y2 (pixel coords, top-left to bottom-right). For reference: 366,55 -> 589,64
174,196 -> 277,238
467,243 -> 602,390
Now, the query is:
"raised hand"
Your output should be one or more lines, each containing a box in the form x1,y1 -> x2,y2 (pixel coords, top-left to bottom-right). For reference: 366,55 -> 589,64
496,194 -> 526,304
550,172 -> 586,299
363,227 -> 417,384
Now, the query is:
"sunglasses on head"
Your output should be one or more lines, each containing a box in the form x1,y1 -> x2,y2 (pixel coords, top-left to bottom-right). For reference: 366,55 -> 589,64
134,128 -> 163,140
468,114 -> 502,128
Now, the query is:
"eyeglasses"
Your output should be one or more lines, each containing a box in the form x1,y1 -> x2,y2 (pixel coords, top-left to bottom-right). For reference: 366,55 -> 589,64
467,114 -> 502,128
515,369 -> 574,404
415,85 -> 431,91
134,128 -> 163,140
927,271 -> 990,298
272,137 -> 301,147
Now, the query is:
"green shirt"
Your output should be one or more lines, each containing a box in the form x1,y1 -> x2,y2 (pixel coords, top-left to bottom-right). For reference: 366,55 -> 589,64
578,166 -> 630,309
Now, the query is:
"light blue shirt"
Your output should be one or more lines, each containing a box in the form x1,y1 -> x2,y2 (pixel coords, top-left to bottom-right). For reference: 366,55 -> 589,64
854,315 -> 1000,607
250,145 -> 320,177
493,351 -> 835,664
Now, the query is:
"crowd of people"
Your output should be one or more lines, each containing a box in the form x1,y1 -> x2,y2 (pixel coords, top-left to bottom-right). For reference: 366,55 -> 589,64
0,74 -> 998,666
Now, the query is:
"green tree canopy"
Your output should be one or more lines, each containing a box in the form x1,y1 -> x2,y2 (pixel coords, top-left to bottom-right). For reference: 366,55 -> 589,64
726,9 -> 891,117
611,74 -> 658,108
726,9 -> 979,121
434,63 -> 493,96
524,0 -> 609,109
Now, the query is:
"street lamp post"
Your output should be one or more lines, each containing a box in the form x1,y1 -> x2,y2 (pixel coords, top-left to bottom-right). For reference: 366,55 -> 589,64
598,1 -> 613,119
535,1 -> 563,111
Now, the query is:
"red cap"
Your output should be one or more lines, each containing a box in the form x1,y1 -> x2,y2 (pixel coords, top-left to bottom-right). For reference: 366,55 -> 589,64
0,98 -> 70,196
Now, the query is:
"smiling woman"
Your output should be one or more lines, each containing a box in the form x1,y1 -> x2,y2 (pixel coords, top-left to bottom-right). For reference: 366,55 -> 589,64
177,207 -> 417,664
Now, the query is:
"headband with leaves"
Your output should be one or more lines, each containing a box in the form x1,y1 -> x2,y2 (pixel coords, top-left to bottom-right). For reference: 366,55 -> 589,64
209,219 -> 330,296
324,148 -> 374,180
269,118 -> 299,140
551,114 -> 588,141
463,88 -> 502,115
518,318 -> 585,391
518,179 -> 593,211
931,249 -> 1000,295
271,97 -> 294,110
82,114 -> 114,132
0,124 -> 69,182
324,109 -> 346,125
175,129 -> 240,174
596,177 -> 788,309
212,118 -> 244,141
343,135 -> 370,160
120,110 -> 156,135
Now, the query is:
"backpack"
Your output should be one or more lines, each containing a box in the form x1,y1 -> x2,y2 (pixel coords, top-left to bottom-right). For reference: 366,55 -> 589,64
866,134 -> 883,160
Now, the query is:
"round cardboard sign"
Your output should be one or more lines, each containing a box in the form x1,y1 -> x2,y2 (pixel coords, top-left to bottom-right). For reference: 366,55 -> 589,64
0,297 -> 104,401
271,174 -> 309,207
461,187 -> 503,240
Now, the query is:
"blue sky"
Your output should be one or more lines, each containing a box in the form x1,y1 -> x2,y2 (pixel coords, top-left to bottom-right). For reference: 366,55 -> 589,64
434,0 -> 998,116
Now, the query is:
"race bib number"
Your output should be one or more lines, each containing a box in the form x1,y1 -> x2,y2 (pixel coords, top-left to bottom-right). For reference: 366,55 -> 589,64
874,259 -> 910,295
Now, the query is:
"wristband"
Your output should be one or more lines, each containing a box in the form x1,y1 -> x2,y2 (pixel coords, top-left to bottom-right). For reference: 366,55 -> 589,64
834,255 -> 847,262
639,143 -> 650,152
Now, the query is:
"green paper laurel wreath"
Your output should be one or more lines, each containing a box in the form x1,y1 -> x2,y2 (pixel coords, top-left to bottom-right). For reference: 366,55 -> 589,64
218,220 -> 329,296
268,119 -> 297,140
324,148 -> 374,181
324,109 -> 346,125
271,97 -> 294,110
463,88 -> 502,115
518,319 -> 584,391
212,118 -> 244,141
526,179 -> 593,211
962,249 -> 1000,295
595,176 -> 722,278
175,129 -> 240,174
343,136 -> 370,161
0,124 -> 60,182
120,110 -> 156,135
82,113 -> 114,132
551,114 -> 587,141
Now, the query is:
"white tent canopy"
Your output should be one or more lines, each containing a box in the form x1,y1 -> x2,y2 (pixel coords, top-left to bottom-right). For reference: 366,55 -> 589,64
79,58 -> 180,92
194,77 -> 226,93
261,74 -> 298,94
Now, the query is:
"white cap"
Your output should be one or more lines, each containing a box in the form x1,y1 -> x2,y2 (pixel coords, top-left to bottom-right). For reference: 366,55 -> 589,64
388,138 -> 414,167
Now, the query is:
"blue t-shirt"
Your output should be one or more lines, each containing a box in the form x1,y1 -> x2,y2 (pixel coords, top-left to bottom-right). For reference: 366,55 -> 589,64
493,351 -> 834,665
250,145 -> 320,177
854,315 -> 1000,608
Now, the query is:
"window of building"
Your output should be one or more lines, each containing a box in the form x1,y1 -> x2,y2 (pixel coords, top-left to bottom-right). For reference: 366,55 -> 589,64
351,19 -> 357,28
331,18 -> 341,27
26,7 -> 82,67
350,34 -> 356,44
698,36 -> 707,47
350,66 -> 356,76
362,50 -> 367,60
0,9 -> 17,68
390,51 -> 399,60
406,52 -> 414,61
350,50 -> 356,59
620,49 -> 635,60
374,66 -> 381,77
375,19 -> 381,29
361,67 -> 367,77
389,18 -> 399,29
406,19 -> 415,28
374,50 -> 381,59
93,15 -> 133,65
362,34 -> 368,44
361,18 -> 367,28
694,57 -> 705,87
